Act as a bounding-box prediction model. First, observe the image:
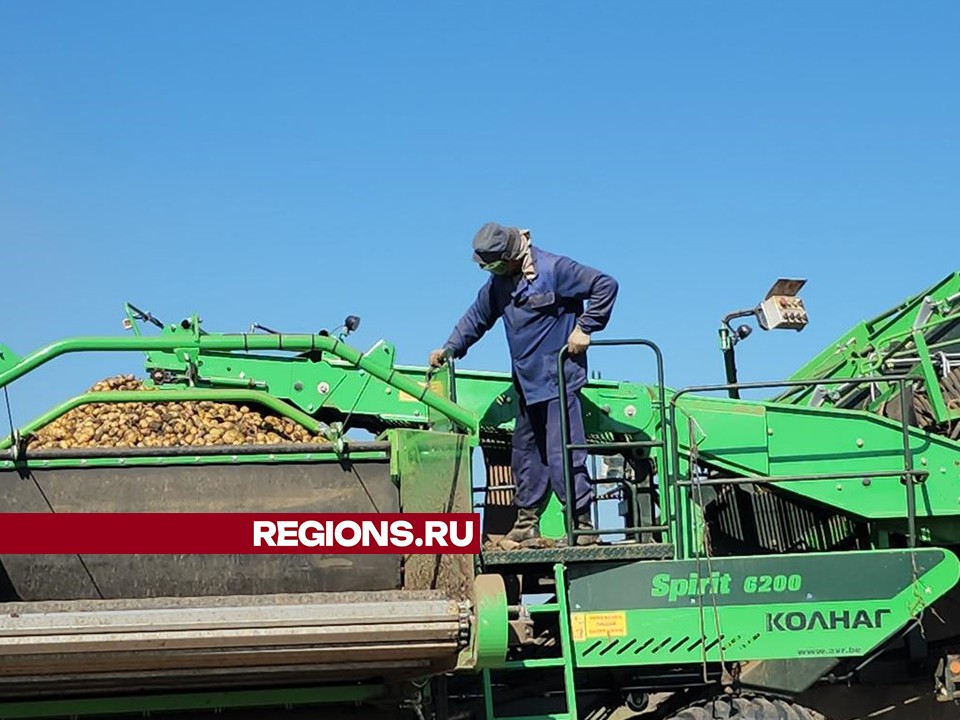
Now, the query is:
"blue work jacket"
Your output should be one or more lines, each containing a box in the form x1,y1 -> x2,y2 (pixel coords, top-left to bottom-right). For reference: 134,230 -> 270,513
443,247 -> 618,405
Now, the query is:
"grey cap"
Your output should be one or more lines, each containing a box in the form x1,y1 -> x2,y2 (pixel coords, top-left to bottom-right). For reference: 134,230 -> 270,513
472,222 -> 520,264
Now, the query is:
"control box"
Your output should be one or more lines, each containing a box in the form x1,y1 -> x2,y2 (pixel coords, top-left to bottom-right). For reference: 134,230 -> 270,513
757,278 -> 808,331
936,654 -> 960,701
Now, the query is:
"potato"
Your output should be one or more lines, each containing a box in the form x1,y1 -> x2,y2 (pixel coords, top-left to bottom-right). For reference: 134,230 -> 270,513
27,375 -> 327,451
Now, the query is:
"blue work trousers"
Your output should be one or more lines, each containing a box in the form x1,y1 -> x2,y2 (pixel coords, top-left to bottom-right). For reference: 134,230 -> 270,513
512,389 -> 593,513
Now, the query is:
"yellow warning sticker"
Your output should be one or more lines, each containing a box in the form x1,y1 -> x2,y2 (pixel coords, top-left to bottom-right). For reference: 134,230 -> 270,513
581,612 -> 627,639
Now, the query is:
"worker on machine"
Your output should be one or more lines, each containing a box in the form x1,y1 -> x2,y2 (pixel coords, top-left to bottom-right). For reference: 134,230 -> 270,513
429,222 -> 619,549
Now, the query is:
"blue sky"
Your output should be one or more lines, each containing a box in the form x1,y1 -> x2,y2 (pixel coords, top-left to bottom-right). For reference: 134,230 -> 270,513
1,1 -> 958,429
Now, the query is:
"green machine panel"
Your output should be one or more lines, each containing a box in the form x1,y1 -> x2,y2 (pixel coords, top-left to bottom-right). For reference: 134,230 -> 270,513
566,549 -> 960,667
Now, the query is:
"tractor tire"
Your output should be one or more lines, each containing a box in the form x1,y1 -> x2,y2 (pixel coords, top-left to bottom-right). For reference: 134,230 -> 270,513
664,695 -> 828,720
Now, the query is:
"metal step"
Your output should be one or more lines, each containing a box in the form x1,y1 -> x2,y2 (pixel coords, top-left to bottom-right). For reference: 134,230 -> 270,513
481,543 -> 674,567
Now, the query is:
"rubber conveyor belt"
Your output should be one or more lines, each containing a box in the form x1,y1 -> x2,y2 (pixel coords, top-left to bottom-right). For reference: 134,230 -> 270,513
0,590 -> 469,698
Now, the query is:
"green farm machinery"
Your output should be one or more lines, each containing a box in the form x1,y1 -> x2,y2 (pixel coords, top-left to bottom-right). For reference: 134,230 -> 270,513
1,272 -> 960,719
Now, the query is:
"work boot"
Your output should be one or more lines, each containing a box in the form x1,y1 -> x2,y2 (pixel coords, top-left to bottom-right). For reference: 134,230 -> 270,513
574,511 -> 598,546
498,507 -> 543,550
557,510 -> 599,547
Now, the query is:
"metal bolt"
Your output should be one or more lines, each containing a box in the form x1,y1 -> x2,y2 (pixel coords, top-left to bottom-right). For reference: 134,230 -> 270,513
625,405 -> 636,418
767,428 -> 774,436
294,382 -> 303,391
862,478 -> 871,486
385,388 -> 392,394
856,438 -> 864,448
836,484 -> 843,491
318,382 -> 330,395
921,457 -> 928,466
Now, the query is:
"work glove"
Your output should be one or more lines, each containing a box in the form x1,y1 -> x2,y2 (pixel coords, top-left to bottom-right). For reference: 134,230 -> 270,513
429,348 -> 451,368
566,326 -> 591,355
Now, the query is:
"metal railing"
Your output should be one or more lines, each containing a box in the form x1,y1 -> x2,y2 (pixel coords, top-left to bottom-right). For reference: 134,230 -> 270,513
557,339 -> 669,547
474,344 -> 925,557
667,375 -> 925,554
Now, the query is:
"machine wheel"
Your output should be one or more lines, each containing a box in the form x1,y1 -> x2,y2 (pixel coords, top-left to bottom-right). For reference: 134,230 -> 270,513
664,695 -> 828,720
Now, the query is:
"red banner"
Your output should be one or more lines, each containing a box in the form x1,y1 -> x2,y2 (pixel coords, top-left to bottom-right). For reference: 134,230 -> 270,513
0,513 -> 481,554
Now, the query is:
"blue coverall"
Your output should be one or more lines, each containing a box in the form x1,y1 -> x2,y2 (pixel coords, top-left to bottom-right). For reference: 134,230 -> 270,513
443,247 -> 618,513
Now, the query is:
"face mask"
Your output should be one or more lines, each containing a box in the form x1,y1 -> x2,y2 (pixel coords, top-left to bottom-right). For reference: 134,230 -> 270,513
481,260 -> 510,275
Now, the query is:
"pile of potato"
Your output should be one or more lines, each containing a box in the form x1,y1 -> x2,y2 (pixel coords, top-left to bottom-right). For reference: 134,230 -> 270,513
27,375 -> 326,450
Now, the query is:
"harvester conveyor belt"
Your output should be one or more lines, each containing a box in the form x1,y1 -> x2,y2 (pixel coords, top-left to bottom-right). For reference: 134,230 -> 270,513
0,591 -> 468,698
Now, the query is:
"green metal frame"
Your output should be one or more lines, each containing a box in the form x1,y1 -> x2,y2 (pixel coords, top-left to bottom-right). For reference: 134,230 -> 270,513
0,332 -> 478,435
557,339 -> 668,549
565,548 -> 959,668
775,271 -> 960,419
482,563 -> 579,720
0,275 -> 958,716
668,374 -> 925,554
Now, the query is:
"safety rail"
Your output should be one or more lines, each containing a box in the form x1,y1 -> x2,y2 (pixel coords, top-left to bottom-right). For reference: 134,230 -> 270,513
558,339 -> 668,548
667,374 -> 925,556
